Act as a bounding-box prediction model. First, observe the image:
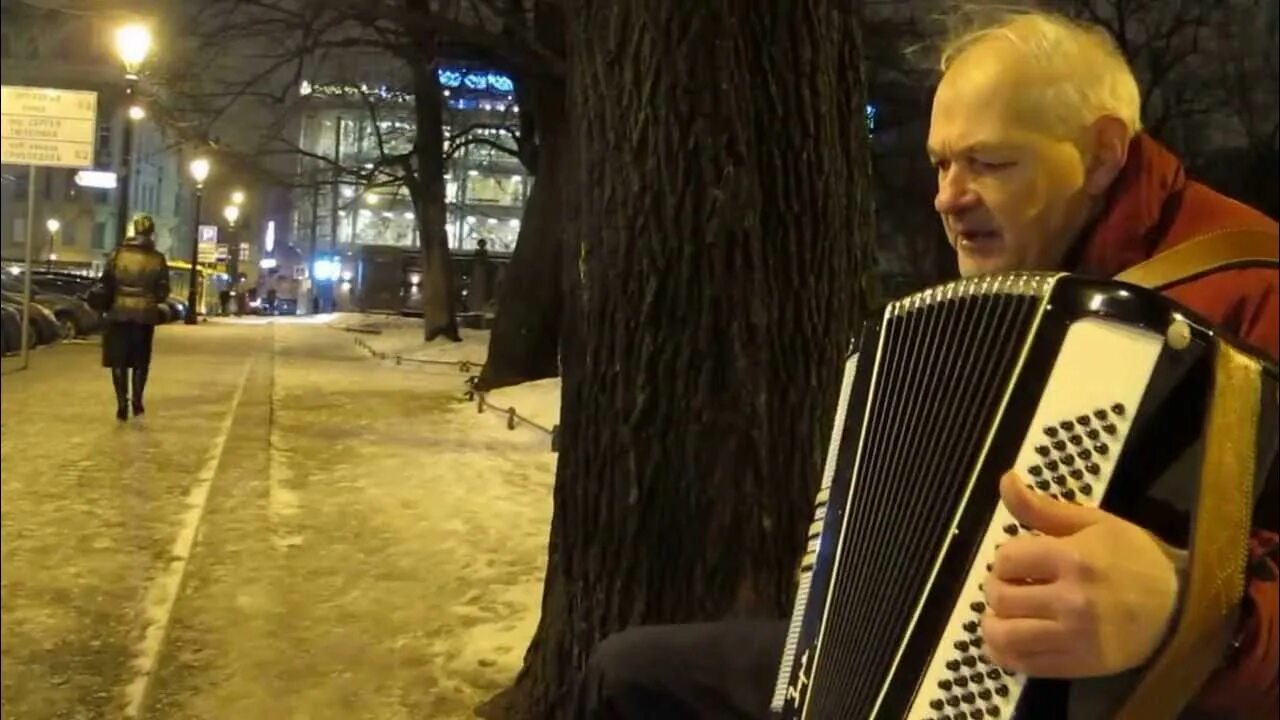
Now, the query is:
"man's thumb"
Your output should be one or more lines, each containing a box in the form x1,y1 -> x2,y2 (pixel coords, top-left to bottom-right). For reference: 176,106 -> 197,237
999,471 -> 1103,537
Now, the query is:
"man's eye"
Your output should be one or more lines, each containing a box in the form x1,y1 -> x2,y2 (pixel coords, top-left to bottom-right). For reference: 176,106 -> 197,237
972,159 -> 1014,172
933,159 -> 951,173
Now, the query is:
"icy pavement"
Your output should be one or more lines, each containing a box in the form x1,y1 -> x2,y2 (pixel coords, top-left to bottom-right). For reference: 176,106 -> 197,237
1,317 -> 559,720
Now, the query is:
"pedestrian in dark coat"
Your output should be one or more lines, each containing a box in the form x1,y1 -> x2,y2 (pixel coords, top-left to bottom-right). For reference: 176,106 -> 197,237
101,214 -> 170,421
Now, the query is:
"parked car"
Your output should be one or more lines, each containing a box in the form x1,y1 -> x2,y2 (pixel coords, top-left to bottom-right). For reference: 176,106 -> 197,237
0,293 -> 62,345
2,277 -> 100,337
0,303 -> 29,354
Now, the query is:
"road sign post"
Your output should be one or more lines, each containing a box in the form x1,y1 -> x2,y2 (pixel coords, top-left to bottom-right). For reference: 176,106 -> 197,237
2,85 -> 98,370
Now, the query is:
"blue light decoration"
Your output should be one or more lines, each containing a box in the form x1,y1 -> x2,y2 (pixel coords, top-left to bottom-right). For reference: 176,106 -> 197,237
436,67 -> 515,95
866,103 -> 877,133
487,73 -> 515,93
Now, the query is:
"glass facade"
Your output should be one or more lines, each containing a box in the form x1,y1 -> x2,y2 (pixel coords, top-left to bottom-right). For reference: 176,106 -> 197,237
292,66 -> 530,256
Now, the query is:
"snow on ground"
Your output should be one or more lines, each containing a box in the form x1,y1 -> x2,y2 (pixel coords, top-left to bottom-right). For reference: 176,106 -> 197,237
331,313 -> 562,433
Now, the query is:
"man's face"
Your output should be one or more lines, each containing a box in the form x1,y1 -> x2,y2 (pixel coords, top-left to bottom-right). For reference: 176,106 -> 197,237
927,43 -> 1097,277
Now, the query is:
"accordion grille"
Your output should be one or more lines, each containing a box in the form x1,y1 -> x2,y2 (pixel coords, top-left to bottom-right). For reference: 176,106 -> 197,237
804,277 -> 1046,718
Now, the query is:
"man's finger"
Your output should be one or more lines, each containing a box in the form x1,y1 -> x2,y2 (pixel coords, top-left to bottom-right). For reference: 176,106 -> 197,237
984,577 -> 1058,619
991,534 -> 1064,582
1000,471 -> 1104,537
981,614 -> 1073,668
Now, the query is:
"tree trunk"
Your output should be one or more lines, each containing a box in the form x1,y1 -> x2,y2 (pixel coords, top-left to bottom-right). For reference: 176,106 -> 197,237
503,2 -> 876,717
476,2 -> 569,392
408,29 -> 461,343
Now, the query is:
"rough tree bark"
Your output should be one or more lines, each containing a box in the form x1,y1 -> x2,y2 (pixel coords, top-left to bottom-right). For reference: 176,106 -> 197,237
407,0 -> 462,343
476,1 -> 569,391
500,2 -> 876,717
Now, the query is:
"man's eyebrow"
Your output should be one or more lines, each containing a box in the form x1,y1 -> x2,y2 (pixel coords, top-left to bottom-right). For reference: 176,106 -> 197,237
927,141 -> 1011,159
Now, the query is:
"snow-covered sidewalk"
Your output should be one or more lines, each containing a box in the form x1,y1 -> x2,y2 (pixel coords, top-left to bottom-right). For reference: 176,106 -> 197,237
331,313 -> 562,439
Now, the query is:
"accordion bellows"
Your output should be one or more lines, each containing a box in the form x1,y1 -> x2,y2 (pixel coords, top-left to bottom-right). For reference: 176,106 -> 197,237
772,272 -> 1279,720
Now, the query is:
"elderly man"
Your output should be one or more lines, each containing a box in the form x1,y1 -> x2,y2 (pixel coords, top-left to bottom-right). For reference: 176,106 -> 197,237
579,9 -> 1279,720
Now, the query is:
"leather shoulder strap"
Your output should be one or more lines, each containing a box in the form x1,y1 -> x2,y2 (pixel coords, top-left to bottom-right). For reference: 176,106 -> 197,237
1113,228 -> 1279,291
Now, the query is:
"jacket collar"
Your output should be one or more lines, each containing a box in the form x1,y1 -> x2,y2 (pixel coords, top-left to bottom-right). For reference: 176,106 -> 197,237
1070,133 -> 1187,278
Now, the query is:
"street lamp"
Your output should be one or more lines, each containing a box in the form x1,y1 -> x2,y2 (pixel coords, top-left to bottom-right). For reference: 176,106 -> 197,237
113,22 -> 153,249
223,203 -> 243,314
185,157 -> 210,325
45,218 -> 60,271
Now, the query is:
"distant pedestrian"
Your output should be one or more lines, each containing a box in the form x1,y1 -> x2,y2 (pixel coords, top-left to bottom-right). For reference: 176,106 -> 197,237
100,215 -> 170,421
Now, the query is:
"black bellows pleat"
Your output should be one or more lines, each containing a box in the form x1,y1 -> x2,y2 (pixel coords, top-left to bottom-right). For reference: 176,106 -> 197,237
804,286 -> 1038,718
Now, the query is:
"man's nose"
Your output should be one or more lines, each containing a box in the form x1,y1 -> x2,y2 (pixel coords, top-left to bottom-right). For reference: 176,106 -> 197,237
935,168 -> 979,215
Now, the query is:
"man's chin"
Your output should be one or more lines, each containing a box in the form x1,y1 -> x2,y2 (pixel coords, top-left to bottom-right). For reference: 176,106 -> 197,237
957,254 -> 1014,278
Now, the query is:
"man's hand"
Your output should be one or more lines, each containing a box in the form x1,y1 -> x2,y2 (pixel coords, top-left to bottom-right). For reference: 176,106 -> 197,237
981,471 -> 1181,678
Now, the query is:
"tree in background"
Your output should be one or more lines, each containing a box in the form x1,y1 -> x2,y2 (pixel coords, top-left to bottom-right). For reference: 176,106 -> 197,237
484,1 -> 878,716
474,0 -> 568,391
152,0 -> 560,341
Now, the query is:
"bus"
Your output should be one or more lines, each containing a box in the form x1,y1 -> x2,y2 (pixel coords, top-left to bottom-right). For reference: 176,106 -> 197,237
166,260 -> 215,317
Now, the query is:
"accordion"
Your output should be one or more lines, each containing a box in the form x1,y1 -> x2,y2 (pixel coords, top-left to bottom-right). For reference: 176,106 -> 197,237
771,272 -> 1279,720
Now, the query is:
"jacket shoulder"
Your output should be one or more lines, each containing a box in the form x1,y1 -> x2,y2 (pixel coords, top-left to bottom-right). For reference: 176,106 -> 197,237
1162,180 -> 1278,247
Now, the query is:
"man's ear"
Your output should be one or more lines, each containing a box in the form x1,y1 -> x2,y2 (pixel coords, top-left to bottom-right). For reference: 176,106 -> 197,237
1083,116 -> 1130,195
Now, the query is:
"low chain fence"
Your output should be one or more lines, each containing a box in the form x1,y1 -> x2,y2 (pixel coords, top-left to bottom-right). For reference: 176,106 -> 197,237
342,325 -> 559,452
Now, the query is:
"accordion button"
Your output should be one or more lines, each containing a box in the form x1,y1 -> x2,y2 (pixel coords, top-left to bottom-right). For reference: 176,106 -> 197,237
1035,444 -> 1051,457
1051,439 -> 1067,451
971,710 -> 985,720
1102,422 -> 1118,435
1086,427 -> 1101,440
976,683 -> 990,696
964,620 -> 980,634
1080,483 -> 1093,496
1002,524 -> 1019,536
962,691 -> 977,705
970,601 -> 986,613
955,639 -> 972,652
939,679 -> 954,692
954,676 -> 969,688
1045,459 -> 1060,472
995,684 -> 1009,697
1043,425 -> 1059,438
987,668 -> 1002,680
963,655 -> 979,668
1052,474 -> 1067,486
1059,420 -> 1075,432
1093,442 -> 1110,456
1060,454 -> 1075,466
1094,408 -> 1108,420
1069,468 -> 1085,481
931,699 -> 946,711
1111,403 -> 1126,416
1069,434 -> 1084,446
1077,448 -> 1092,460
1027,465 -> 1043,477
947,659 -> 962,672
1085,462 -> 1101,475
1061,488 -> 1077,502
1035,479 -> 1051,491
987,707 -> 1001,718
1076,414 -> 1092,426
948,696 -> 962,708
971,636 -> 984,649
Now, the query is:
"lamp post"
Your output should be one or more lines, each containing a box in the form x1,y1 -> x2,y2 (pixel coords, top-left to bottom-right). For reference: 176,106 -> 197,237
186,157 -> 210,325
113,22 -> 152,248
45,218 -> 60,271
223,202 -> 241,298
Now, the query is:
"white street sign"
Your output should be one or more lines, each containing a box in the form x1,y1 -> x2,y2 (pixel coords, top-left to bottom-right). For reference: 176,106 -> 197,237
198,225 -> 219,263
0,85 -> 98,168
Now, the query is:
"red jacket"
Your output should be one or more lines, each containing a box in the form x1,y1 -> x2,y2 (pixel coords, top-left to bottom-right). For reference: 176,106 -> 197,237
1074,133 -> 1279,717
